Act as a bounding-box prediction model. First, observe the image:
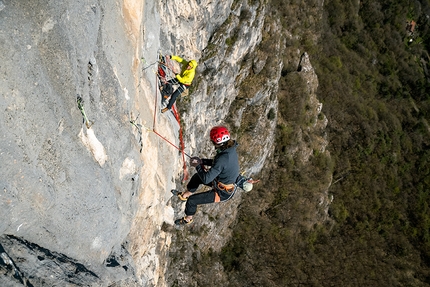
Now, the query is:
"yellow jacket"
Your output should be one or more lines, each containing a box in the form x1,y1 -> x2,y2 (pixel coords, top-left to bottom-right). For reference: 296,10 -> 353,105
171,55 -> 198,85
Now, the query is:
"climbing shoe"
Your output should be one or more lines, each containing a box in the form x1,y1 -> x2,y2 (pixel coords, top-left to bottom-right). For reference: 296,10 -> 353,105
175,217 -> 193,226
171,189 -> 187,201
161,107 -> 169,113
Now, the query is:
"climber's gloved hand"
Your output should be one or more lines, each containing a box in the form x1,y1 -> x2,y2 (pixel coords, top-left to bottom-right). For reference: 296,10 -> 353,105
189,156 -> 202,167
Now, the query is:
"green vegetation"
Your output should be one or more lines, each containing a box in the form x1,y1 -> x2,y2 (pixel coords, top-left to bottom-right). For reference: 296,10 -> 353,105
195,0 -> 430,286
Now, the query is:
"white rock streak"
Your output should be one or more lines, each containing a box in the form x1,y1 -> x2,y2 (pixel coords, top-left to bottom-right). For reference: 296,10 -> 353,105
119,158 -> 136,180
79,127 -> 107,167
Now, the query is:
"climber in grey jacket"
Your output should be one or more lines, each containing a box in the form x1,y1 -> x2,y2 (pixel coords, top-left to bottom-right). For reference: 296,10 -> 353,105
172,126 -> 240,225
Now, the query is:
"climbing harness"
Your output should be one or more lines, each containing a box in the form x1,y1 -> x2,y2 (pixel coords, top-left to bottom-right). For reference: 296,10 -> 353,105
156,53 -> 190,181
212,178 -> 237,202
156,54 -> 185,105
215,181 -> 236,193
76,95 -> 93,129
137,52 -> 191,182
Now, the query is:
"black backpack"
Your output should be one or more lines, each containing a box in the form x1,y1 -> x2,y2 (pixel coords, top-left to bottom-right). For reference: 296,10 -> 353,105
161,82 -> 173,97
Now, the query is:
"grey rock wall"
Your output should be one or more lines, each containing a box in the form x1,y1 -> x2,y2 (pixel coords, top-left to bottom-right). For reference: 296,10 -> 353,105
159,0 -> 282,251
0,0 -> 145,285
0,0 -> 329,286
159,0 -> 284,285
1,0 -> 278,285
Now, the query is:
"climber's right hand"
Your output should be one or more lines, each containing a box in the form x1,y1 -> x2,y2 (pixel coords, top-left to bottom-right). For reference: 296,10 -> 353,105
189,156 -> 202,167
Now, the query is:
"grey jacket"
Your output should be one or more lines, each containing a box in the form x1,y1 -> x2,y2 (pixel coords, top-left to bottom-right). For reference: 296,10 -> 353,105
195,141 -> 240,185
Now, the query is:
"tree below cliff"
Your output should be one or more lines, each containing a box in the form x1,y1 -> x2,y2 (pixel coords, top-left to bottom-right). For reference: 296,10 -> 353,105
191,0 -> 430,286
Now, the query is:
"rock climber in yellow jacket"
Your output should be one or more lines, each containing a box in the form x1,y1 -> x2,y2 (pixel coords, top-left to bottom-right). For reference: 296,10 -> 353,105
161,55 -> 198,113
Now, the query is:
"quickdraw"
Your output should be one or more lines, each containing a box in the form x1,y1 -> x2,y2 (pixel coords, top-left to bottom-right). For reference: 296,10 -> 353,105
129,113 -> 143,153
76,95 -> 93,129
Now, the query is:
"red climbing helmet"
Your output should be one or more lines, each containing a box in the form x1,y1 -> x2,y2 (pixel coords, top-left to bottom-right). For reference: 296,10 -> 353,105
210,126 -> 230,144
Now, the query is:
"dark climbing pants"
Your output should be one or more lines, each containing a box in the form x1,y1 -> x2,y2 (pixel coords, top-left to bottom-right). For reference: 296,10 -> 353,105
184,174 -> 233,216
167,79 -> 188,110
166,79 -> 188,109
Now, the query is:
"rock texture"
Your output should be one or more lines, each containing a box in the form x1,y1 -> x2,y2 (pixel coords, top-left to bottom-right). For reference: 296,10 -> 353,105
0,0 -> 328,286
290,52 -> 333,227
0,0 -> 152,285
159,0 -> 284,285
293,52 -> 329,165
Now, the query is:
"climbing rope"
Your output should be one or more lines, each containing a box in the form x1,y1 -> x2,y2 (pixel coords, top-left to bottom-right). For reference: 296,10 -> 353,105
172,106 -> 189,181
152,129 -> 191,159
139,53 -> 190,182
131,111 -> 190,159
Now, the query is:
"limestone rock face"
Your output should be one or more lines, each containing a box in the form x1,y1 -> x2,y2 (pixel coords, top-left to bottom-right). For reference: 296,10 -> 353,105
157,0 -> 281,236
157,0 -> 279,170
158,1 -> 284,285
0,0 -> 313,286
292,52 -> 329,164
0,0 -> 151,285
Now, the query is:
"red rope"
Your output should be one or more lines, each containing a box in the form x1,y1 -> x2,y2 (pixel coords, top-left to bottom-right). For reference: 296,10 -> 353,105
153,73 -> 158,130
152,129 -> 191,158
172,105 -> 189,181
150,61 -> 190,182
